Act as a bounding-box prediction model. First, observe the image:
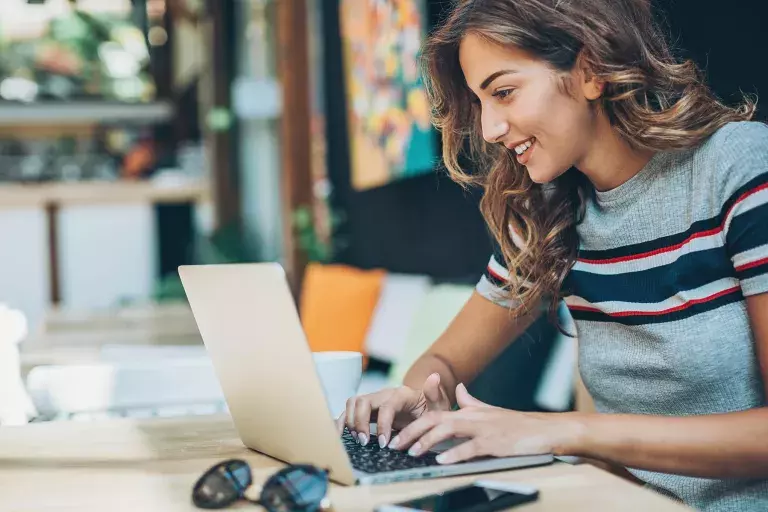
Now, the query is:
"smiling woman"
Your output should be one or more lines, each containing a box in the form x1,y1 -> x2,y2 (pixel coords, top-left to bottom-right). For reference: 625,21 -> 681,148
459,37 -> 608,177
337,1 -> 768,511
421,0 -> 755,323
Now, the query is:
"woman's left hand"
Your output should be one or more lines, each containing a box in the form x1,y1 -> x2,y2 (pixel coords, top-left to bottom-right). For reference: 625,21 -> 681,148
388,383 -> 585,465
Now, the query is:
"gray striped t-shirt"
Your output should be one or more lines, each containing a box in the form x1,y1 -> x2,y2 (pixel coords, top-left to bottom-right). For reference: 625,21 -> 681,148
477,121 -> 768,511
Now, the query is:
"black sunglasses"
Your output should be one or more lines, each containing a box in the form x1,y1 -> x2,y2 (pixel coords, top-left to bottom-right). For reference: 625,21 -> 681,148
192,459 -> 331,511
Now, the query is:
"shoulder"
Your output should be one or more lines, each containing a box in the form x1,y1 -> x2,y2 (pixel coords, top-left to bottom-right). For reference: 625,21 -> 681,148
697,121 -> 768,204
705,120 -> 768,144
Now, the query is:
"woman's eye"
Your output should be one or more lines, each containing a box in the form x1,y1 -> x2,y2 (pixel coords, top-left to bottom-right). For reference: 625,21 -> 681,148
493,88 -> 515,100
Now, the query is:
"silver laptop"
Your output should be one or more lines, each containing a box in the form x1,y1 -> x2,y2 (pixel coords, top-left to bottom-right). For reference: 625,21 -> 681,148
177,263 -> 553,485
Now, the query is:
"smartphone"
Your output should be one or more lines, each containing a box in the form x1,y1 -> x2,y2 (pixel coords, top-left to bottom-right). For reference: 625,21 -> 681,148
375,480 -> 539,512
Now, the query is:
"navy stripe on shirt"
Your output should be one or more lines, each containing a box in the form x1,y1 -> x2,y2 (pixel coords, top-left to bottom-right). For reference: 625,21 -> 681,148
726,202 -> 768,257
578,171 -> 768,264
737,258 -> 768,282
568,286 -> 744,325
564,247 -> 736,304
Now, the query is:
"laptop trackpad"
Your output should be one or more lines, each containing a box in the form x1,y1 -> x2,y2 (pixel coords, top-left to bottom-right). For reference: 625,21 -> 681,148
429,438 -> 469,453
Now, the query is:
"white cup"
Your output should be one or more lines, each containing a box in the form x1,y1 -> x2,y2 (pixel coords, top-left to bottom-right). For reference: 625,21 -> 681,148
312,351 -> 363,418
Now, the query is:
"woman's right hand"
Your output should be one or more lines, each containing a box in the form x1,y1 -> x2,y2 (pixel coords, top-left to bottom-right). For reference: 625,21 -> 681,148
337,373 -> 452,449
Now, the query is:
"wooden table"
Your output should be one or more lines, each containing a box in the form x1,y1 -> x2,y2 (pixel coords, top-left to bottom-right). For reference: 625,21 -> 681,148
0,180 -> 210,210
0,415 -> 690,511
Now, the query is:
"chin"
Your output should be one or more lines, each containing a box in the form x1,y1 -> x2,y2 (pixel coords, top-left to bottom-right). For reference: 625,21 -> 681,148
525,165 -> 566,184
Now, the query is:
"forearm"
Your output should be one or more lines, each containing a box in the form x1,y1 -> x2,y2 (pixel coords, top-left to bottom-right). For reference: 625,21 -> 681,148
563,408 -> 768,479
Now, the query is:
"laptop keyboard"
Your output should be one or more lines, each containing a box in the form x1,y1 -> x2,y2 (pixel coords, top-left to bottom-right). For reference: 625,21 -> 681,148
341,428 -> 441,474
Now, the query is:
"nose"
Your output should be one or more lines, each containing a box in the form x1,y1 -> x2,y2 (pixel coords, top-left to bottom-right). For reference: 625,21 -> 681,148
481,103 -> 509,144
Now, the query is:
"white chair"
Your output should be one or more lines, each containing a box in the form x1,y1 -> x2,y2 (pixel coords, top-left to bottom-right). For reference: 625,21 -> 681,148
0,304 -> 38,425
534,302 -> 578,412
363,273 -> 432,363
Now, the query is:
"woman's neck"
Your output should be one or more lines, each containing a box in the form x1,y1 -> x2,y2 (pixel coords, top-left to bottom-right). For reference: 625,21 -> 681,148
576,115 -> 655,192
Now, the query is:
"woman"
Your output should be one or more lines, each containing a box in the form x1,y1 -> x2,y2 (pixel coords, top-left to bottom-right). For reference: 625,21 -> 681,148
340,0 -> 768,510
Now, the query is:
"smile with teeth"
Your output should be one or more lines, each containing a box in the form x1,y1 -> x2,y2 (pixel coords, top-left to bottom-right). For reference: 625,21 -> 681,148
514,138 -> 535,155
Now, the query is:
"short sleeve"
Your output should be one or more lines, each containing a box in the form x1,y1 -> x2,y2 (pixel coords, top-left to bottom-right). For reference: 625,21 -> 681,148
718,122 -> 768,297
476,240 -> 518,307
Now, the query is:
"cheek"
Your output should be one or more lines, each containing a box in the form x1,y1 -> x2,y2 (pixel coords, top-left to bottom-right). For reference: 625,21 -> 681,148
512,86 -> 578,142
537,90 -> 585,137
516,87 -> 592,182
525,88 -> 593,161
510,88 -> 554,132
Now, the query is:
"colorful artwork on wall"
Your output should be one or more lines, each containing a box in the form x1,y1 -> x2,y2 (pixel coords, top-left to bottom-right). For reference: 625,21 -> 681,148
339,0 -> 437,190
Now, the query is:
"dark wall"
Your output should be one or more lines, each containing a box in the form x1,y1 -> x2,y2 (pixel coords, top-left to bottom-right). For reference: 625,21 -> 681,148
331,172 -> 491,281
656,0 -> 767,121
323,0 -> 491,281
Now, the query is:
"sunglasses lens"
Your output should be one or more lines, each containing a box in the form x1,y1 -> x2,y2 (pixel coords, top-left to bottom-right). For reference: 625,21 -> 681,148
260,465 -> 329,512
192,460 -> 253,509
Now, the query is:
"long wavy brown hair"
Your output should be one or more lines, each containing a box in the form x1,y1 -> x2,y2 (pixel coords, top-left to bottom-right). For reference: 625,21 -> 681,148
422,0 -> 756,323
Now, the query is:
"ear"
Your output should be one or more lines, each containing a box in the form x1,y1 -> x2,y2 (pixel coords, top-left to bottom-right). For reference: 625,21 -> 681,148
582,75 -> 604,101
576,53 -> 604,101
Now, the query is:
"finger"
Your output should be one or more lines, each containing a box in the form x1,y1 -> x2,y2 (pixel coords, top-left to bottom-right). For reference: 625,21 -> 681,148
353,397 -> 373,446
389,411 -> 443,451
345,395 -> 373,431
422,373 -> 450,411
335,413 -> 346,434
407,421 -> 464,457
376,387 -> 417,448
422,373 -> 441,404
345,391 -> 394,442
375,404 -> 395,449
455,383 -> 492,409
343,396 -> 359,440
435,439 -> 484,465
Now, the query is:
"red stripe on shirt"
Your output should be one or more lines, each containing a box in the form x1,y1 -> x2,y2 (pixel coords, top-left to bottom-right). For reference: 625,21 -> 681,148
578,182 -> 768,265
735,256 -> 768,273
487,266 -> 507,283
567,286 -> 741,317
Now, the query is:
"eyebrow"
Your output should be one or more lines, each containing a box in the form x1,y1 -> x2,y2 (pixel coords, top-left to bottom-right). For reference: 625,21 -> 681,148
479,70 -> 517,90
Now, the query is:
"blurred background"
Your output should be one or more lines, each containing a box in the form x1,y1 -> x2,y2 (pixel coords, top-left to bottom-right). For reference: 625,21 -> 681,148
0,0 -> 765,426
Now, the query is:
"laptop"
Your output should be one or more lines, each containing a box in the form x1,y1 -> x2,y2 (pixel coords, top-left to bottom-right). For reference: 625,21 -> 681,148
177,263 -> 553,485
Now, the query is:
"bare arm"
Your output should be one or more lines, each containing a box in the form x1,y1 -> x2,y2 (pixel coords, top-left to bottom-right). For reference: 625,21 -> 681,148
394,294 -> 768,480
403,291 -> 541,405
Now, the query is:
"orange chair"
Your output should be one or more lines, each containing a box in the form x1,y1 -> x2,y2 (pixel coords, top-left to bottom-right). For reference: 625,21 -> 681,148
299,263 -> 385,359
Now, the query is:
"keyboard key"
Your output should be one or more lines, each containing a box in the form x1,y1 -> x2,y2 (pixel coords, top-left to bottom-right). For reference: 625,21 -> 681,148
341,429 -> 441,474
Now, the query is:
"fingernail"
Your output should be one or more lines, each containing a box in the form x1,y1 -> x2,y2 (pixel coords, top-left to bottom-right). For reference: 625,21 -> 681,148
379,435 -> 387,449
436,453 -> 448,464
351,431 -> 358,443
408,443 -> 422,457
388,436 -> 400,450
358,433 -> 368,447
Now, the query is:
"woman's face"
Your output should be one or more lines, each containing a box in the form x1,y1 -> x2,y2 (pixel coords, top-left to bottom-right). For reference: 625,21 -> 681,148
459,33 -> 599,183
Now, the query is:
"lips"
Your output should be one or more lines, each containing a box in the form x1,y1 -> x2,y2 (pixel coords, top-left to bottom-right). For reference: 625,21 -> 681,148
504,137 -> 535,154
509,137 -> 536,165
